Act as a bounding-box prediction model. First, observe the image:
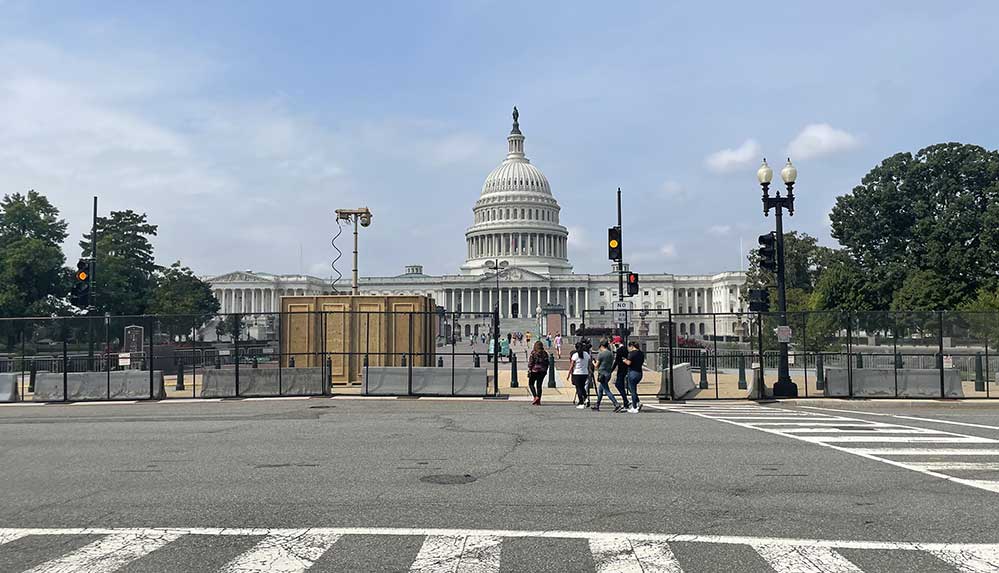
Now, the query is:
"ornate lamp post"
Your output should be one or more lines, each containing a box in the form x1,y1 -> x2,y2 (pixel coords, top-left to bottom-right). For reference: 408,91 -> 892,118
757,158 -> 798,397
485,259 -> 509,395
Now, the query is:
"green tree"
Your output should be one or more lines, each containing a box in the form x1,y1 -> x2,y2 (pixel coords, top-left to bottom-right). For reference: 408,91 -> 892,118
79,210 -> 158,316
831,143 -> 999,308
0,191 -> 69,322
148,262 -> 221,340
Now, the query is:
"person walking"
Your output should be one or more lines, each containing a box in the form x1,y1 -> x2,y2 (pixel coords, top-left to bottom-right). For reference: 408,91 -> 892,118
554,333 -> 563,359
566,341 -> 592,409
592,341 -> 621,412
527,341 -> 550,405
623,341 -> 646,413
611,336 -> 630,411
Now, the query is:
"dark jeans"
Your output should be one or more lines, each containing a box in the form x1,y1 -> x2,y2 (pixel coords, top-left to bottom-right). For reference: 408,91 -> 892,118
571,374 -> 589,405
595,373 -> 619,408
614,369 -> 630,408
627,369 -> 643,408
528,370 -> 545,398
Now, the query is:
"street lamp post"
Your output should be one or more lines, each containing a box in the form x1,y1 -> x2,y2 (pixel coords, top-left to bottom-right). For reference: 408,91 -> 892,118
757,158 -> 798,397
485,259 -> 509,396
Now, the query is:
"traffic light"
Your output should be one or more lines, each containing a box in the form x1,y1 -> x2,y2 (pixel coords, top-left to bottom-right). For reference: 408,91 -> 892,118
627,272 -> 639,296
748,288 -> 770,312
758,232 -> 777,273
70,259 -> 92,309
608,226 -> 622,260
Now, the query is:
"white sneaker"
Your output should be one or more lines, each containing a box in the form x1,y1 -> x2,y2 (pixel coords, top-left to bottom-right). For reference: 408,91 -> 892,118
628,408 -> 639,414
576,404 -> 586,409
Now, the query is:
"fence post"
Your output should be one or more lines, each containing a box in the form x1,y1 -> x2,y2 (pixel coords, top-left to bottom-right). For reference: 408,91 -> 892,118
738,355 -> 747,390
407,311 -> 414,396
699,353 -> 708,390
147,315 -> 155,399
815,353 -> 825,391
845,312 -> 854,398
856,352 -> 864,369
510,353 -> 518,388
756,313 -> 765,399
975,352 -> 985,392
62,336 -> 68,402
176,360 -> 185,391
547,354 -> 556,389
234,314 -> 240,397
938,311 -> 946,398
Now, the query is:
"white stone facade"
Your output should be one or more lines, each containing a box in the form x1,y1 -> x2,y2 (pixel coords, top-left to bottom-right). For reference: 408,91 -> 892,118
205,109 -> 747,338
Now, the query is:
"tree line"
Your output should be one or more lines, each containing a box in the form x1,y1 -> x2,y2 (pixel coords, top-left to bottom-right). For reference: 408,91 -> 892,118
744,142 -> 999,319
0,191 -> 219,334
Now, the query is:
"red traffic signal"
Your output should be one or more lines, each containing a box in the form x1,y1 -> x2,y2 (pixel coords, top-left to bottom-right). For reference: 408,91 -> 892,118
627,272 -> 639,296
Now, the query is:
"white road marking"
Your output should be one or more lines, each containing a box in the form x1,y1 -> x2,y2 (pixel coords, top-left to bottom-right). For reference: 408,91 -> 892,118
799,436 -> 996,443
800,406 -> 999,431
928,547 -> 999,573
158,398 -> 223,403
907,462 -> 999,471
588,537 -> 682,572
70,401 -> 138,406
410,535 -> 501,572
778,427 -> 936,434
753,544 -> 863,572
653,404 -> 999,495
219,530 -> 341,572
241,396 -> 312,401
0,530 -> 27,545
23,530 -> 183,573
0,403 -> 46,407
850,449 -> 999,456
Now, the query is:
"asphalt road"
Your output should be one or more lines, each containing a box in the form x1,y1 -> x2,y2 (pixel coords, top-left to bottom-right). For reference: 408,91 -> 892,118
2,398 -> 999,572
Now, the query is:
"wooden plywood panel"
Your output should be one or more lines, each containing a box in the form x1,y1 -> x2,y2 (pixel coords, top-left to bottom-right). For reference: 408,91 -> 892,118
391,301 -> 417,367
285,302 -> 315,368
356,301 -> 386,371
322,302 -> 349,379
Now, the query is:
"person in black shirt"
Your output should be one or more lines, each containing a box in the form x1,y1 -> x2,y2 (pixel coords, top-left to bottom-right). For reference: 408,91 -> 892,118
622,341 -> 645,413
611,335 -> 630,411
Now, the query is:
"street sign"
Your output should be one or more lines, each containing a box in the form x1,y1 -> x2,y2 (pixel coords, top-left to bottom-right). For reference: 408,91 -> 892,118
943,355 -> 953,369
776,325 -> 792,343
612,301 -> 631,325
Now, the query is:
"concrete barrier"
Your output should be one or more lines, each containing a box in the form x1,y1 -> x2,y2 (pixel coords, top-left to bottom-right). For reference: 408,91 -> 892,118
200,368 -> 326,398
363,367 -> 489,396
824,367 -> 964,398
0,373 -> 19,402
670,363 -> 697,399
32,371 -> 166,401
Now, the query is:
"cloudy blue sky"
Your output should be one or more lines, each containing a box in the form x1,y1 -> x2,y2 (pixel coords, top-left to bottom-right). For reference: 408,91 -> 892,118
2,1 -> 998,279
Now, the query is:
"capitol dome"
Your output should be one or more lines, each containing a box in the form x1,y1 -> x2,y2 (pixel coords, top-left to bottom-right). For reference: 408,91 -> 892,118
461,107 -> 572,276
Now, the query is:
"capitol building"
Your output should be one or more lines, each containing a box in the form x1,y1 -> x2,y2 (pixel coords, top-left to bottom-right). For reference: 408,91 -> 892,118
207,109 -> 747,339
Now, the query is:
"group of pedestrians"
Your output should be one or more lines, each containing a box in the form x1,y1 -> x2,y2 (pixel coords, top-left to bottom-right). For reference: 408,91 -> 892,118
525,334 -> 645,413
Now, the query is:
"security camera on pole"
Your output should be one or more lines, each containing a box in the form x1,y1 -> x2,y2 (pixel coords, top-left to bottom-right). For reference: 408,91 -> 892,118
335,207 -> 373,295
756,158 -> 799,398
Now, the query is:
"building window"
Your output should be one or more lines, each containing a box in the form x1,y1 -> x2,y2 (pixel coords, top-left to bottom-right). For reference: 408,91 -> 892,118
699,323 -> 706,335
657,290 -> 663,296
644,290 -> 649,296
599,291 -> 605,297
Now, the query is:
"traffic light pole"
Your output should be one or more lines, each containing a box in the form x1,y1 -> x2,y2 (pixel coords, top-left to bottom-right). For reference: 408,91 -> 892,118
87,197 -> 98,369
617,188 -> 623,304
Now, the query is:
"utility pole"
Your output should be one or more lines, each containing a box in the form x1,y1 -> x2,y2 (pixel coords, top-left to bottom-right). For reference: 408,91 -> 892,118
617,188 -> 623,302
88,197 -> 98,369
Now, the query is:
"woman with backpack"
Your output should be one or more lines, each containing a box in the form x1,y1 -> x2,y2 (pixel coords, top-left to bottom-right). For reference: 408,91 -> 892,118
566,341 -> 592,409
527,341 -> 550,405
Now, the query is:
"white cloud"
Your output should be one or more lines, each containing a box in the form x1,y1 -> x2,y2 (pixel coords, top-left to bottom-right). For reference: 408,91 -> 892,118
787,123 -> 859,159
705,139 -> 761,173
660,243 -> 677,258
708,225 -> 731,236
658,180 -> 687,199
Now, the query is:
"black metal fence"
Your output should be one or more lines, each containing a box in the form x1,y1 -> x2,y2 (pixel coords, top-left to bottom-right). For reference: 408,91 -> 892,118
2,309 -> 997,401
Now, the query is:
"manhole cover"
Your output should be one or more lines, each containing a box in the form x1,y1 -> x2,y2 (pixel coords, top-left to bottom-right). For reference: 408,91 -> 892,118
420,474 -> 476,485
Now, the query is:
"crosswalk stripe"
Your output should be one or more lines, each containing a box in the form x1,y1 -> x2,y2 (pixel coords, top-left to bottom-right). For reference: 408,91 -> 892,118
778,427 -> 938,434
218,530 -> 342,572
23,530 -> 183,573
851,449 -> 999,456
928,547 -> 999,573
0,530 -> 28,545
801,436 -> 996,443
410,535 -> 501,572
753,544 -> 863,573
906,462 -> 999,471
588,537 -> 682,572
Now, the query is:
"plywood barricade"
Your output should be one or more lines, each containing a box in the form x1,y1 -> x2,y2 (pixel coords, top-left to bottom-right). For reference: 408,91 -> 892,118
280,295 -> 438,384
